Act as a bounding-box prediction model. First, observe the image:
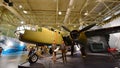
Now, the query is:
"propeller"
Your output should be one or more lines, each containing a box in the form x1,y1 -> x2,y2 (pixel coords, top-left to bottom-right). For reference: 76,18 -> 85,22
61,23 -> 96,56
61,25 -> 71,32
79,23 -> 96,33
62,23 -> 96,39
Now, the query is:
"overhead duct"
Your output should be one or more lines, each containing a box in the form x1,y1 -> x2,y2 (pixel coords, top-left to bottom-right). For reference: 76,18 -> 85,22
63,0 -> 75,23
0,0 -> 24,21
4,0 -> 9,3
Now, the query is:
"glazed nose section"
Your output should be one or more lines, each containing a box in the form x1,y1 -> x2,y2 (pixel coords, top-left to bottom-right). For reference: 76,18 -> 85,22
14,30 -> 24,40
18,33 -> 24,41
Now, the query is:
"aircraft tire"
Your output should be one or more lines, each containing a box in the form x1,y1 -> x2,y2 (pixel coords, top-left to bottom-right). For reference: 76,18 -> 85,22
28,53 -> 38,63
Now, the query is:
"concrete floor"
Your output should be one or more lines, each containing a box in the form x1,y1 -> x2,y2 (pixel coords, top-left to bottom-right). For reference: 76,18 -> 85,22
38,53 -> 120,68
0,51 -> 120,68
0,51 -> 27,68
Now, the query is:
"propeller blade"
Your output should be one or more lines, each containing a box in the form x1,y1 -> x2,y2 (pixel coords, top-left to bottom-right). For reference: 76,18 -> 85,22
79,23 -> 96,32
61,26 -> 71,32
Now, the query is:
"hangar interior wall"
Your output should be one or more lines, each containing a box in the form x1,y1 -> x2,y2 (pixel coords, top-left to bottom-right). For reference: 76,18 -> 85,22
103,17 -> 120,51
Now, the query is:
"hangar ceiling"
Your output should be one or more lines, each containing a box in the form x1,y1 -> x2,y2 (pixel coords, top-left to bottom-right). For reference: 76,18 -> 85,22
0,0 -> 120,37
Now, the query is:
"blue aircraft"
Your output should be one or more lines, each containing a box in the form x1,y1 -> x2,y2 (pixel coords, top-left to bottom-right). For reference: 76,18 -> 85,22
0,35 -> 26,55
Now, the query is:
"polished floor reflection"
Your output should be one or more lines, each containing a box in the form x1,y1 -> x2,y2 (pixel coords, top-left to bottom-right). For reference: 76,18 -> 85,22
0,51 -> 120,68
0,51 -> 27,68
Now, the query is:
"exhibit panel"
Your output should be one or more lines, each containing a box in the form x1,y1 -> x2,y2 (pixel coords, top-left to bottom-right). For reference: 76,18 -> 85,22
103,17 -> 120,51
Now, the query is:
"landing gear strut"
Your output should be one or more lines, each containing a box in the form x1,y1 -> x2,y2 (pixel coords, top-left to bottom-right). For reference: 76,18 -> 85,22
28,53 -> 38,63
28,46 -> 39,63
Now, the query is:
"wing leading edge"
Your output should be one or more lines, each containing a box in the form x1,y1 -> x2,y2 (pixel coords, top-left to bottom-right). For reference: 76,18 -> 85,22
85,26 -> 120,37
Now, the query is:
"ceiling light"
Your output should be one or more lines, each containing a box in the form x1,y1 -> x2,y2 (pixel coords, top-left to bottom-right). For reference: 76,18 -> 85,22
74,25 -> 76,27
19,5 -> 22,8
20,21 -> 24,24
23,10 -> 27,14
84,12 -> 88,15
58,11 -> 62,15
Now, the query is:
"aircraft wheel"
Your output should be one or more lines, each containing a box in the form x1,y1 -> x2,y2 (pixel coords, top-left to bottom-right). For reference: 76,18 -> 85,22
28,54 -> 38,63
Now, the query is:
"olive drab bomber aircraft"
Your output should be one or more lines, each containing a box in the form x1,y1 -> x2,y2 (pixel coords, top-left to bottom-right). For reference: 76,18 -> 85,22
20,27 -> 63,45
15,25 -> 65,63
15,23 -> 120,63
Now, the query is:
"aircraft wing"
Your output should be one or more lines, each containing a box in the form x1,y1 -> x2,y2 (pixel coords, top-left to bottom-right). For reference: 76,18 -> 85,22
85,26 -> 120,37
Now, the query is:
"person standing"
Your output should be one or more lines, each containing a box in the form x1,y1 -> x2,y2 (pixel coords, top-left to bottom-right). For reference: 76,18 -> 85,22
28,47 -> 35,56
49,47 -> 53,55
52,41 -> 57,64
60,41 -> 67,63
0,47 -> 3,56
79,41 -> 87,58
